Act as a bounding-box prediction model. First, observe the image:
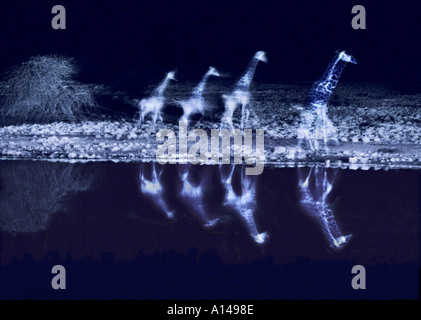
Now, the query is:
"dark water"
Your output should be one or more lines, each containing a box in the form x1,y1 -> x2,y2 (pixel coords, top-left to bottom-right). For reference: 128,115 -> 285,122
0,161 -> 419,299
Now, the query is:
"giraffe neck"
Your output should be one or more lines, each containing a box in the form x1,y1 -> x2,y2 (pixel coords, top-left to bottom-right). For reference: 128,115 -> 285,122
236,57 -> 260,90
192,71 -> 212,97
307,52 -> 349,108
153,76 -> 171,96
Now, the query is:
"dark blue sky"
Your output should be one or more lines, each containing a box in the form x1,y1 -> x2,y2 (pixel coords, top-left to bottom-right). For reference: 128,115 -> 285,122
0,0 -> 420,91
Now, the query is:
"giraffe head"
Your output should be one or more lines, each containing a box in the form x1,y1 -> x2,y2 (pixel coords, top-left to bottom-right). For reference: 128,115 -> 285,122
166,71 -> 177,81
338,51 -> 357,64
254,51 -> 268,63
207,66 -> 221,77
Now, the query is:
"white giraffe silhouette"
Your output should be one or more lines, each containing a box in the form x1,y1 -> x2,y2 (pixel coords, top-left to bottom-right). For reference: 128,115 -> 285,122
179,66 -> 220,127
221,51 -> 267,131
299,51 -> 356,151
137,71 -> 176,129
220,164 -> 267,243
298,166 -> 352,248
139,162 -> 174,219
179,164 -> 219,227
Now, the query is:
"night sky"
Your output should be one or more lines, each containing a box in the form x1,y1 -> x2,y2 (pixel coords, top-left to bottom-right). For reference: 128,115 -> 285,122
0,0 -> 420,93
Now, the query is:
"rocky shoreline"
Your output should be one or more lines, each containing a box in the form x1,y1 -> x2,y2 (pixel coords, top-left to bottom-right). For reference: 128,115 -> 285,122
0,83 -> 420,169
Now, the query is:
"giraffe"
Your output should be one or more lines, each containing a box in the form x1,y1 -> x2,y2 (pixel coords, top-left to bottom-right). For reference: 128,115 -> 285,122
307,51 -> 357,109
220,51 -> 267,131
219,164 -> 267,244
137,71 -> 176,129
298,166 -> 352,249
178,164 -> 219,227
299,51 -> 357,151
179,66 -> 220,127
138,162 -> 174,219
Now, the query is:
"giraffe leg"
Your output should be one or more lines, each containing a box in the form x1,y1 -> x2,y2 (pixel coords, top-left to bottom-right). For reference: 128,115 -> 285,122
137,114 -> 142,127
152,110 -> 159,131
138,101 -> 145,126
227,116 -> 234,132
140,110 -> 148,128
220,116 -> 225,131
220,109 -> 229,132
240,104 -> 245,130
245,106 -> 250,124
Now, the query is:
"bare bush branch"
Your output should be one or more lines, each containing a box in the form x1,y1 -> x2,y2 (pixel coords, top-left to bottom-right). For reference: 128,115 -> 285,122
0,55 -> 97,124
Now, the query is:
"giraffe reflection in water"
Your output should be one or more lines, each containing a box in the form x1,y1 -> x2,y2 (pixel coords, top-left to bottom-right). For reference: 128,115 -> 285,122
137,162 -> 267,244
138,162 -> 174,219
138,163 -> 351,248
219,164 -> 268,244
178,164 -> 220,227
297,166 -> 352,248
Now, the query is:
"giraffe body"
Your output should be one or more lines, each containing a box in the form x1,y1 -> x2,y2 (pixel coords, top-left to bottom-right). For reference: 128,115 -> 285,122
180,67 -> 220,127
138,71 -> 176,128
299,51 -> 356,151
221,51 -> 267,131
306,51 -> 357,110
